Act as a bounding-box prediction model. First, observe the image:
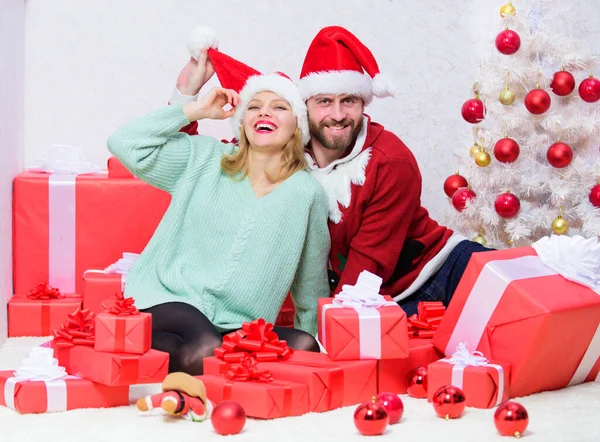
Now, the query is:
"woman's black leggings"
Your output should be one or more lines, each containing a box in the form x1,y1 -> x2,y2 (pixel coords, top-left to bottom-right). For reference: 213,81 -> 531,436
142,302 -> 320,375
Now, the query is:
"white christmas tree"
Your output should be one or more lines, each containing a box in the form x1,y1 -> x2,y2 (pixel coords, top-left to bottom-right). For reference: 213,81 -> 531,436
441,0 -> 600,249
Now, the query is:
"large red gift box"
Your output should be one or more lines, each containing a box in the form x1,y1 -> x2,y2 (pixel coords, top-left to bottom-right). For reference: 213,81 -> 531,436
378,338 -> 443,394
199,374 -> 309,419
433,246 -> 600,398
0,371 -> 129,414
82,270 -> 124,314
13,172 -> 170,294
427,346 -> 510,409
318,296 -> 408,360
95,312 -> 152,355
108,156 -> 134,178
55,345 -> 168,386
204,350 -> 377,412
8,294 -> 82,337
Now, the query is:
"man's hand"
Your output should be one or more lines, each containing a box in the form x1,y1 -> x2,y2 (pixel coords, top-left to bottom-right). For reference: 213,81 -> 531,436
176,50 -> 215,97
182,87 -> 240,122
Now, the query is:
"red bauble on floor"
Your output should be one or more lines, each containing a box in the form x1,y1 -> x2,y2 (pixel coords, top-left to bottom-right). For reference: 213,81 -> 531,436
354,398 -> 389,436
525,89 -> 551,114
211,401 -> 246,435
494,401 -> 529,437
375,392 -> 404,424
406,366 -> 429,398
432,385 -> 466,419
550,70 -> 575,96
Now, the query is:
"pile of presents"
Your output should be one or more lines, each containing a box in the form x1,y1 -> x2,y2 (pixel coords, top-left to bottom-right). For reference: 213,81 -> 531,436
2,157 -> 600,417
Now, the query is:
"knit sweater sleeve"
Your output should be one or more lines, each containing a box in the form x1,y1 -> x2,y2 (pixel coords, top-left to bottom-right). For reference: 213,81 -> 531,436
107,105 -> 217,193
290,185 -> 331,336
335,157 -> 421,293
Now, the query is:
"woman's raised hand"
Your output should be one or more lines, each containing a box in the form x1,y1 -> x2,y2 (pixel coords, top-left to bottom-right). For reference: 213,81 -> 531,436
176,50 -> 215,96
183,87 -> 240,122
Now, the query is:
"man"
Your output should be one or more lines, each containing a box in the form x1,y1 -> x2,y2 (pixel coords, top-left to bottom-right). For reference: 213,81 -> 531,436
171,26 -> 488,316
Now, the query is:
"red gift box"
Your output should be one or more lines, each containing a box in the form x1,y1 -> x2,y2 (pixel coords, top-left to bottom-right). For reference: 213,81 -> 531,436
82,270 -> 124,314
199,373 -> 308,419
108,156 -> 135,178
318,296 -> 408,360
8,290 -> 82,337
55,345 -> 168,386
204,350 -> 377,412
433,245 -> 600,398
0,371 -> 129,414
94,294 -> 151,354
427,344 -> 510,409
13,172 -> 170,294
378,338 -> 444,394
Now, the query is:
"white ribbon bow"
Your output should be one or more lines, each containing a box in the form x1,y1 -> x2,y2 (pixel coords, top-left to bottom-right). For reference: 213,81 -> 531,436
104,252 -> 141,274
13,347 -> 68,382
532,235 -> 600,292
333,270 -> 388,308
448,342 -> 489,367
27,144 -> 105,175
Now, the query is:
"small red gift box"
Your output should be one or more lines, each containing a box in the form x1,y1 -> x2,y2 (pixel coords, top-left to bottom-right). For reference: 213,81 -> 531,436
378,338 -> 444,394
82,270 -> 124,314
0,371 -> 129,414
204,350 -> 377,412
198,356 -> 309,419
55,345 -> 168,386
318,295 -> 408,360
94,293 -> 151,355
433,243 -> 600,398
8,284 -> 82,337
427,344 -> 510,409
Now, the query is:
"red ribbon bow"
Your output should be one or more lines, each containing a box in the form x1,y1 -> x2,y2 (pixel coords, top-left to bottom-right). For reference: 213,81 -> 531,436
407,301 -> 446,339
52,308 -> 96,348
27,282 -> 63,300
214,318 -> 293,363
225,355 -> 273,383
106,292 -> 139,316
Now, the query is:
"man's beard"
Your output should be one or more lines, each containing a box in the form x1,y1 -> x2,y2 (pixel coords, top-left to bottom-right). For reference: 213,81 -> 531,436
309,117 -> 363,152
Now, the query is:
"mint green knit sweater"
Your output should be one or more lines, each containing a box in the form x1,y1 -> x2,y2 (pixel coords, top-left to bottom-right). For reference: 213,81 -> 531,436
107,105 -> 330,335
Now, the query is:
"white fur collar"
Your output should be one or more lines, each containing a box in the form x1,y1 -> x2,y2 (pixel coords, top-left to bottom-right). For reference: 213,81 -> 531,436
305,117 -> 372,223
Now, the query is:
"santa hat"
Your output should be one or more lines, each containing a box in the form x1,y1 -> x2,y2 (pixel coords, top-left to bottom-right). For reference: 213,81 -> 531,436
187,27 -> 310,146
298,26 -> 395,104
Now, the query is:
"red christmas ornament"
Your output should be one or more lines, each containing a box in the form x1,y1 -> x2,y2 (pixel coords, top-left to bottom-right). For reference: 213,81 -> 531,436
406,367 -> 429,399
495,191 -> 520,218
461,97 -> 486,124
432,385 -> 466,420
547,142 -> 573,168
354,397 -> 389,436
579,75 -> 600,103
452,187 -> 476,212
550,70 -> 575,96
589,183 -> 600,207
443,173 -> 469,198
494,137 -> 520,163
375,392 -> 404,425
495,29 -> 521,55
494,401 -> 529,438
525,88 -> 551,114
211,401 -> 246,435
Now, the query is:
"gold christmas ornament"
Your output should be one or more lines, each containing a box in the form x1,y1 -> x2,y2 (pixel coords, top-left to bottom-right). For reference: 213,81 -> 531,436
500,1 -> 516,17
499,87 -> 516,105
470,142 -> 482,157
475,150 -> 491,167
472,234 -> 487,246
552,216 -> 568,235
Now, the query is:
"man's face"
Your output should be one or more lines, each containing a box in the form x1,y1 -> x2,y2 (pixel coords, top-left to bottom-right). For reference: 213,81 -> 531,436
306,94 -> 364,153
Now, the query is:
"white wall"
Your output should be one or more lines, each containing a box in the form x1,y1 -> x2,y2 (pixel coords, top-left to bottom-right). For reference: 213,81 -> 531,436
0,0 -> 25,345
24,0 -> 600,222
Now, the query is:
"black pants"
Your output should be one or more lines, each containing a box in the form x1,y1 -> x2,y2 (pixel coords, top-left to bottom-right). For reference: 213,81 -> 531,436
141,302 -> 320,375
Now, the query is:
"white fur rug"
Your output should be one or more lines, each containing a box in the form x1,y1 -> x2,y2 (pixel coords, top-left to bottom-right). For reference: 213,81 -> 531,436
1,337 -> 599,442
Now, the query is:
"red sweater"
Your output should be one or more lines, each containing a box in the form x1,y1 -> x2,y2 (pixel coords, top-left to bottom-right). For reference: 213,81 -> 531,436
307,118 -> 453,298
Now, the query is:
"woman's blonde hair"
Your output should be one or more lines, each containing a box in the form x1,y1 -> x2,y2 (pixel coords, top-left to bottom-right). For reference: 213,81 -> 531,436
221,125 -> 307,183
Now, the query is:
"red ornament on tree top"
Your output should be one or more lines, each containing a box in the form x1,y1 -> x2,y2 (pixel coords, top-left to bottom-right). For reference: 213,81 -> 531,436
495,28 -> 521,55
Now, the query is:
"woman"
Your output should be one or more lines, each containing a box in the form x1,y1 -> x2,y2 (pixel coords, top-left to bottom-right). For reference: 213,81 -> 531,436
107,61 -> 330,375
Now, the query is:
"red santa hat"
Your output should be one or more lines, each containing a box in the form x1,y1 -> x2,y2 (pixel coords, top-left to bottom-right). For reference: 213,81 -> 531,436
298,26 -> 395,104
187,27 -> 310,145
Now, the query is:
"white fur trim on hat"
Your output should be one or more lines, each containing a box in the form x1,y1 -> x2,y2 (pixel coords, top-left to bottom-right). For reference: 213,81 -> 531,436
231,74 -> 310,146
187,26 -> 219,60
372,73 -> 396,98
298,70 -> 374,104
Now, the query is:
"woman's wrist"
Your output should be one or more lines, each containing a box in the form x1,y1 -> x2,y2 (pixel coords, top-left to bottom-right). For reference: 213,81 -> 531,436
182,102 -> 209,122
